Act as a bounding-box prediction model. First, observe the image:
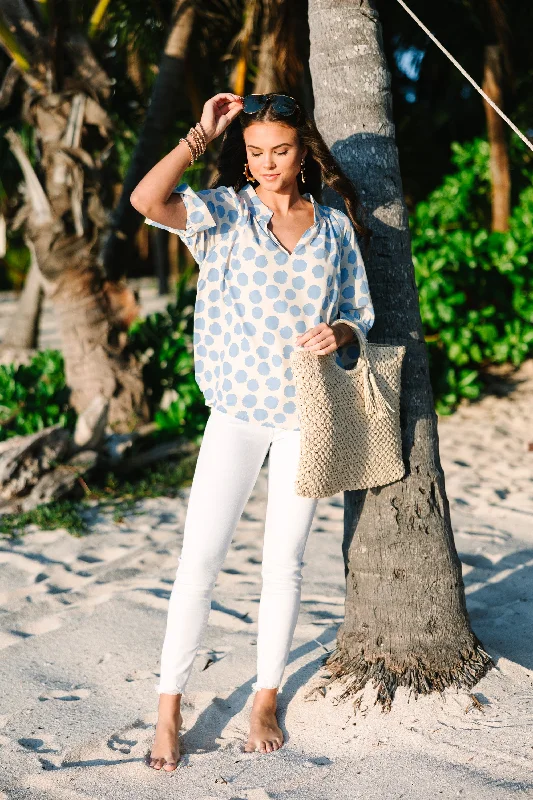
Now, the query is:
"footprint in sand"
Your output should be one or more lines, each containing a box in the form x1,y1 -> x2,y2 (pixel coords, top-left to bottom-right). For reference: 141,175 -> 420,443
38,688 -> 91,702
108,718 -> 155,757
16,615 -> 63,637
124,669 -> 159,684
77,553 -> 104,564
107,733 -> 137,753
18,735 -> 58,754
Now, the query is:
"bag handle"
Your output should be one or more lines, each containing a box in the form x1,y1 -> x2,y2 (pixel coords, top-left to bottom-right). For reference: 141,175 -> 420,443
331,318 -> 369,360
330,319 -> 395,417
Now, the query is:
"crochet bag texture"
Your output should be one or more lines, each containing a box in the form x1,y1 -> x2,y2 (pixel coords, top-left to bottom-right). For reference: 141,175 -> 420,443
289,319 -> 406,498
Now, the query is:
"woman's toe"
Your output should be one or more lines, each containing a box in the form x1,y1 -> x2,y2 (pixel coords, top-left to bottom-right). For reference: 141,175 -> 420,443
163,760 -> 177,771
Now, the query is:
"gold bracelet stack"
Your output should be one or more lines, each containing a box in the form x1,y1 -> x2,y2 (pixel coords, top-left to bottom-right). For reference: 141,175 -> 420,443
179,122 -> 209,166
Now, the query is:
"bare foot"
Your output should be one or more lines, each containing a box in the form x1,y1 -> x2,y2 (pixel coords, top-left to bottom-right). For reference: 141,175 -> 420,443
244,689 -> 283,753
147,693 -> 183,771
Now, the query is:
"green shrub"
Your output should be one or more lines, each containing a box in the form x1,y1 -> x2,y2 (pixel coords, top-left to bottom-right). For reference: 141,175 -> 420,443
411,138 -> 533,414
0,270 -> 206,447
128,266 -> 208,442
0,350 -> 75,442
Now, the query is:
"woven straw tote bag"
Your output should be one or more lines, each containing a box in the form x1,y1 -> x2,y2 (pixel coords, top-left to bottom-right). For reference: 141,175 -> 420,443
289,319 -> 406,498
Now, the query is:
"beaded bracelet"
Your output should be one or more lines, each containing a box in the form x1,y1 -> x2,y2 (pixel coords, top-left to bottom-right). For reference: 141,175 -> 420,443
179,123 -> 209,166
192,122 -> 208,152
189,133 -> 200,160
189,127 -> 203,157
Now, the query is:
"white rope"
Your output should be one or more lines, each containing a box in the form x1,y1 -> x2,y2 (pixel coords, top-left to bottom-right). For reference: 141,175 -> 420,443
395,0 -> 533,154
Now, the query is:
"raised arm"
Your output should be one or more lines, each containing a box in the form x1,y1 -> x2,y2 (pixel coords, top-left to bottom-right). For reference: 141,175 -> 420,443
129,92 -> 243,230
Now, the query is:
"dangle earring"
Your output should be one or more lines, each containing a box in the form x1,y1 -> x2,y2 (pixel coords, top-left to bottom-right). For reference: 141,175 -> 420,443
300,155 -> 306,183
243,162 -> 257,183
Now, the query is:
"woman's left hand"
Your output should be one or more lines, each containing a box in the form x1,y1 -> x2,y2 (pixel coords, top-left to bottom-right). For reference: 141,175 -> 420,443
295,322 -> 354,354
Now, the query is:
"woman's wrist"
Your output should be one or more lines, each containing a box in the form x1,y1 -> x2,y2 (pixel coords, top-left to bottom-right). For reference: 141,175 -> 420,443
179,122 -> 211,165
200,124 -> 216,145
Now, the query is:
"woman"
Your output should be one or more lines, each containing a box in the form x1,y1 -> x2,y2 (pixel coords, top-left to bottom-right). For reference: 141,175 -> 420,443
130,92 -> 374,769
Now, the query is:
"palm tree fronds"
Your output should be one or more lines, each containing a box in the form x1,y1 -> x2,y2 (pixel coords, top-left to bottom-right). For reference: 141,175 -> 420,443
64,31 -> 113,98
31,0 -> 50,26
0,62 -> 23,109
4,129 -> 53,228
226,0 -> 260,92
0,16 -> 31,72
88,0 -> 112,38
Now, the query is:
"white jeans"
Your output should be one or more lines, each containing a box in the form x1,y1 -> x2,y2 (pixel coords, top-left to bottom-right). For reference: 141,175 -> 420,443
156,406 -> 319,696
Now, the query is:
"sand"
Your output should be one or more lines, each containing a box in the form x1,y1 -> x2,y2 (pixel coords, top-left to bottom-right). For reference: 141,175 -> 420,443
1,292 -> 532,796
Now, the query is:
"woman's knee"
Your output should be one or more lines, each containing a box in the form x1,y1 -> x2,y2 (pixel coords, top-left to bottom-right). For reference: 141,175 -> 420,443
173,552 -> 222,590
261,557 -> 304,587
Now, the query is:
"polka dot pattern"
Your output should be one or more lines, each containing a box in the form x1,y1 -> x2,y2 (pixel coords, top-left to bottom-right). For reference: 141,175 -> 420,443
144,181 -> 375,430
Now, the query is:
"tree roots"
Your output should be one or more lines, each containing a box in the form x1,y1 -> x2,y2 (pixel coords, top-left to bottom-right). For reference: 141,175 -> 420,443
320,638 -> 495,712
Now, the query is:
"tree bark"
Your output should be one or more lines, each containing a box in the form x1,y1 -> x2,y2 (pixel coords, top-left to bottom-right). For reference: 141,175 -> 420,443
308,0 -> 493,709
483,44 -> 511,233
101,0 -> 195,281
6,93 -> 148,432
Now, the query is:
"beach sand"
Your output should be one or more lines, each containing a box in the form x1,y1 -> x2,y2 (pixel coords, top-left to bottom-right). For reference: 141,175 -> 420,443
0,359 -> 532,798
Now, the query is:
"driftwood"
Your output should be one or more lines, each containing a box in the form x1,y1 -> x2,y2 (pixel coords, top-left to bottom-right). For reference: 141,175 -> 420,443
0,426 -> 71,500
21,450 -> 98,512
0,419 -> 199,514
116,438 -> 197,473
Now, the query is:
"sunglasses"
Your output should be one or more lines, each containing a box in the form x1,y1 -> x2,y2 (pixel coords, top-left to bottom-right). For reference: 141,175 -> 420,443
242,93 -> 299,116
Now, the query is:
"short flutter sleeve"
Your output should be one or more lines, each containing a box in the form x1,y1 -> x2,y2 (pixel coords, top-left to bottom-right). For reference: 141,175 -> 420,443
144,182 -> 242,266
333,215 -> 375,370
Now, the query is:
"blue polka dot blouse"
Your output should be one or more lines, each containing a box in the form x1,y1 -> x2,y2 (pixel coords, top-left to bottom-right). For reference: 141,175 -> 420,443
144,181 -> 375,430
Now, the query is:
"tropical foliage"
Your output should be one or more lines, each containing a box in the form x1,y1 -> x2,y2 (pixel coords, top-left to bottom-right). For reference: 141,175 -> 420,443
0,351 -> 75,442
0,272 -> 208,444
129,266 -> 209,442
412,138 -> 533,413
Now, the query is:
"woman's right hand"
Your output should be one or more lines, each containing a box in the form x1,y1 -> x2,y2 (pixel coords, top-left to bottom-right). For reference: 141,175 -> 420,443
200,93 -> 244,143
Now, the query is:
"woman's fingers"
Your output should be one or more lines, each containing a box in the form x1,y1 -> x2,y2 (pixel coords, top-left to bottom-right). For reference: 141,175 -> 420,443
201,93 -> 243,140
213,98 -> 243,131
296,325 -> 340,353
213,92 -> 242,106
225,102 -> 244,122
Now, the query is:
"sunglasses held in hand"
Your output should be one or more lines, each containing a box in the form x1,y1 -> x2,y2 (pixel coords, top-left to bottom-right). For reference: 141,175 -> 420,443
241,93 -> 299,116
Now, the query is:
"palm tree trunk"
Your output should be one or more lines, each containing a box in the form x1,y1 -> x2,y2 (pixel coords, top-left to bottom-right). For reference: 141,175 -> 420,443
102,0 -> 195,281
1,2 -> 148,433
6,102 -> 147,433
483,44 -> 511,232
308,0 -> 493,709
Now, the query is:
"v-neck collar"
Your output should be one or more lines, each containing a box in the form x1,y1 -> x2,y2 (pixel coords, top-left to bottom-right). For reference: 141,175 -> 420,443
239,181 -> 324,256
240,181 -> 323,226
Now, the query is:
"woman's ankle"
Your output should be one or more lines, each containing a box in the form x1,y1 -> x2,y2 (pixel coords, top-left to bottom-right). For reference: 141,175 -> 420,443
158,692 -> 182,714
252,688 -> 278,708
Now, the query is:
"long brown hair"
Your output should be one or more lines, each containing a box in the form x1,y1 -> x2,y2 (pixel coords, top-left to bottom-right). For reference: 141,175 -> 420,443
209,94 -> 371,243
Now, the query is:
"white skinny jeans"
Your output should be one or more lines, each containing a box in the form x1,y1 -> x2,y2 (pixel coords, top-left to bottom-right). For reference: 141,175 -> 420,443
156,406 -> 319,696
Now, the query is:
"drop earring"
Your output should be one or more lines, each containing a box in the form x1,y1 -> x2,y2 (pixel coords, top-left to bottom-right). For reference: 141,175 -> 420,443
300,156 -> 306,183
243,162 -> 257,183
